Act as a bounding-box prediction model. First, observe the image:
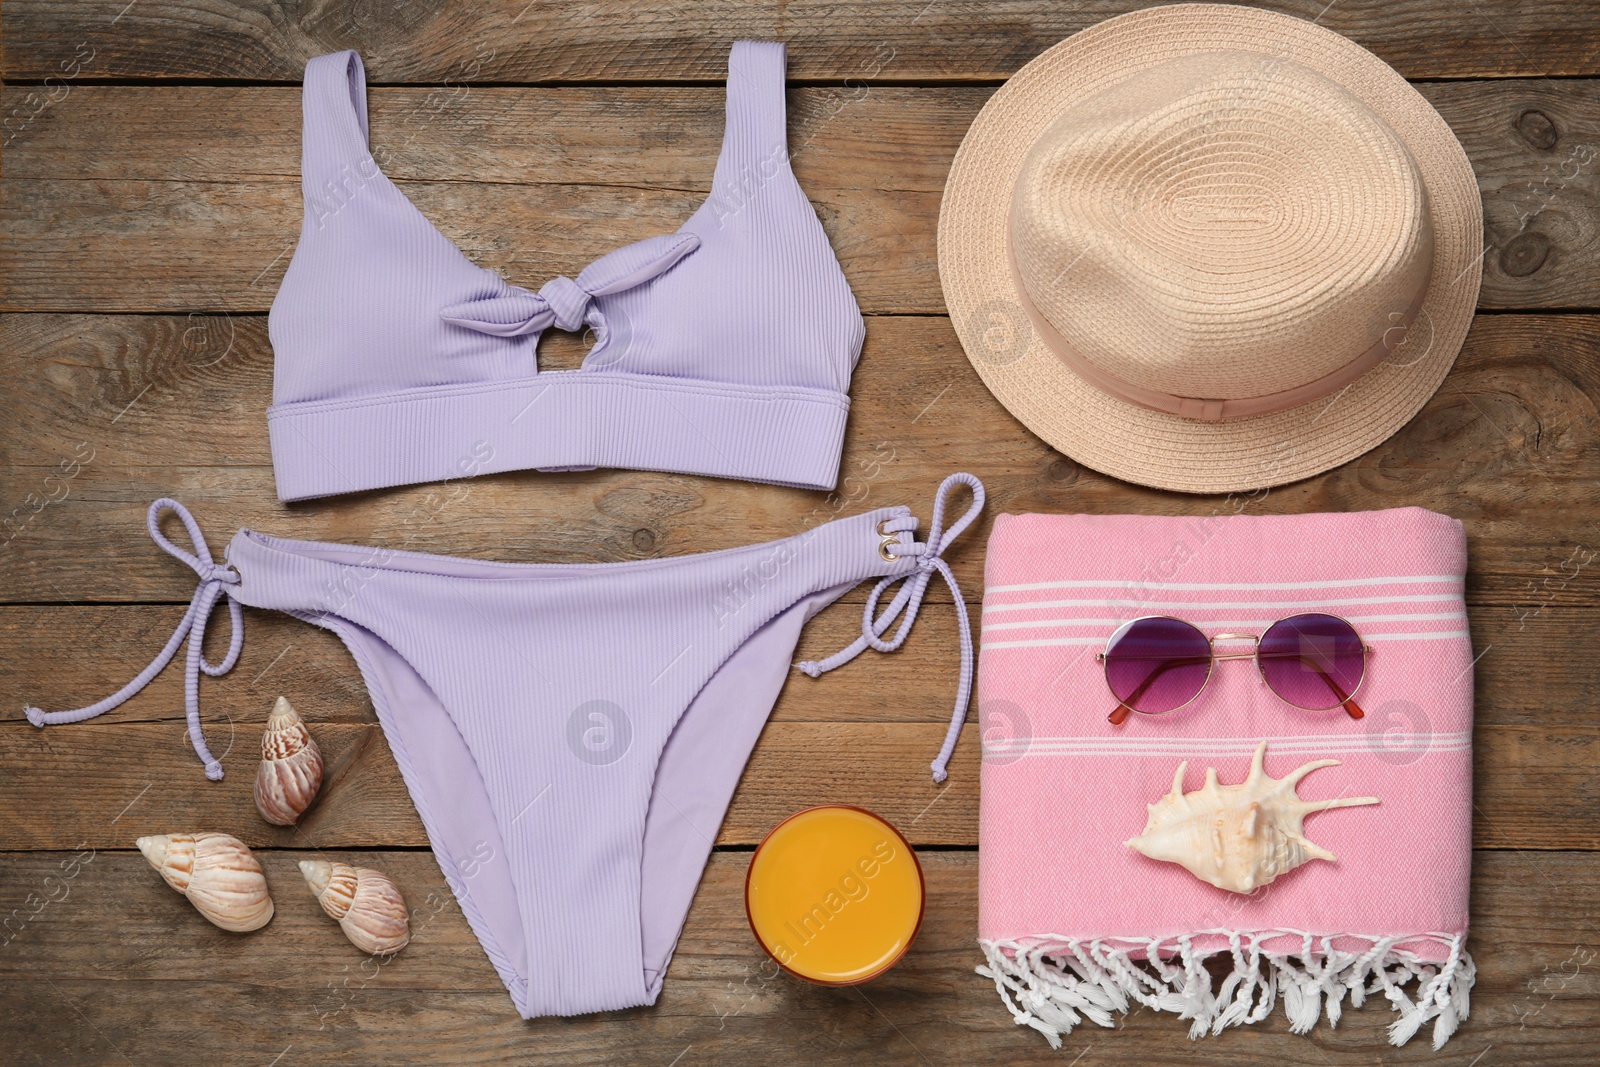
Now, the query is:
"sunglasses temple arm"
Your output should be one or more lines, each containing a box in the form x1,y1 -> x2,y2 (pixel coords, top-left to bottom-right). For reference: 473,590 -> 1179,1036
1337,684 -> 1366,718
1106,655 -> 1211,725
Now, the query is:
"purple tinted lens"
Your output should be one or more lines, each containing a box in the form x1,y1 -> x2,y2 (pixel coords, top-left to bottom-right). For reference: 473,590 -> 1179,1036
1259,613 -> 1365,710
1103,617 -> 1212,714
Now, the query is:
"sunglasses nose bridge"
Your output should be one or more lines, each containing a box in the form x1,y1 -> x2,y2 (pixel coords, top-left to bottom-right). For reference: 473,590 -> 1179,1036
1208,632 -> 1261,661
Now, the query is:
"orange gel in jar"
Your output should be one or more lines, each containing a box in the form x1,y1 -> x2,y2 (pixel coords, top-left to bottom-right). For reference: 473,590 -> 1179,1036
745,806 -> 925,985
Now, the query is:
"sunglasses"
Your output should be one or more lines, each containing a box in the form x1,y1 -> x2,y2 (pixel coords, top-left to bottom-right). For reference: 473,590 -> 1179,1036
1094,613 -> 1371,725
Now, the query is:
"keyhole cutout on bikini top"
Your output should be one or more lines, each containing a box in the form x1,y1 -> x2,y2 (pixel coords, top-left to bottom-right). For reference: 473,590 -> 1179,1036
535,319 -> 601,372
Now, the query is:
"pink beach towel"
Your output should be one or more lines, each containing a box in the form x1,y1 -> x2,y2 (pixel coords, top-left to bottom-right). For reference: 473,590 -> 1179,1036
976,507 -> 1474,1049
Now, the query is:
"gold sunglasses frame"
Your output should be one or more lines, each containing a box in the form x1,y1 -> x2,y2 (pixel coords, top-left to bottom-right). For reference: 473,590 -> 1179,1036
1093,612 -> 1374,724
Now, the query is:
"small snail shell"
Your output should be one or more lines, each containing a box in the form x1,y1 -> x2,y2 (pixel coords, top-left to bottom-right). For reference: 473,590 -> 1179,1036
300,860 -> 410,955
254,696 -> 324,826
136,832 -> 274,932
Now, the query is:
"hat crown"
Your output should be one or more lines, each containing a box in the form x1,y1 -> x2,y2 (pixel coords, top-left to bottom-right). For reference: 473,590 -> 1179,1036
1009,51 -> 1433,402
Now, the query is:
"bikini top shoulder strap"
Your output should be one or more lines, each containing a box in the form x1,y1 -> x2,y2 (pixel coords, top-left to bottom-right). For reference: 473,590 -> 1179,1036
299,50 -> 374,196
709,41 -> 793,208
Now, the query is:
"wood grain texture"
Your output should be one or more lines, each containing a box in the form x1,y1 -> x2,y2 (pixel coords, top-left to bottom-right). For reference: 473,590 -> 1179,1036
4,3 -> 1598,1062
0,850 -> 1596,1065
0,716 -> 1594,851
1,314 -> 1596,603
5,81 -> 1600,312
1,599 -> 1584,728
1,595 -> 1593,851
5,0 -> 1599,81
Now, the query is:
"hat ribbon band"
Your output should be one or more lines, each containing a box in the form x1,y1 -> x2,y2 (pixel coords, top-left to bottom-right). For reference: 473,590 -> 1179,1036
1005,233 -> 1429,421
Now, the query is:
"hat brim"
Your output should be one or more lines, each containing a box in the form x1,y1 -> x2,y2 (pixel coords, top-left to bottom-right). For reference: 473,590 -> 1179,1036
938,3 -> 1483,494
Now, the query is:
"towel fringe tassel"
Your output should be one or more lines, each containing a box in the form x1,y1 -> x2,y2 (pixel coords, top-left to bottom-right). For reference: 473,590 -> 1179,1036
977,931 -> 1474,1050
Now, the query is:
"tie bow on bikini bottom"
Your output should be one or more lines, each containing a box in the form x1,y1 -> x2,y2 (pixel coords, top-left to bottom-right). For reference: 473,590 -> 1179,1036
25,474 -> 983,1018
24,497 -> 243,780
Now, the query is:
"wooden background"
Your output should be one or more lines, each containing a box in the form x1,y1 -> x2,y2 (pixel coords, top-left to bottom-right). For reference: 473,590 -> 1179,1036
3,2 -> 1598,1063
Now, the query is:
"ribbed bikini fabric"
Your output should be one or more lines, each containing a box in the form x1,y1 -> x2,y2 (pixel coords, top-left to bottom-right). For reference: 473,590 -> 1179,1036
221,503 -> 940,1016
23,43 -> 978,1021
27,480 -> 982,1017
268,42 -> 864,501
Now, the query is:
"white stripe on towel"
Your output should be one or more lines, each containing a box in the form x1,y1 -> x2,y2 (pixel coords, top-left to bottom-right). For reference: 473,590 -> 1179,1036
986,574 -> 1463,594
984,593 -> 1463,614
982,731 -> 1473,758
982,630 -> 1470,650
981,611 -> 1467,633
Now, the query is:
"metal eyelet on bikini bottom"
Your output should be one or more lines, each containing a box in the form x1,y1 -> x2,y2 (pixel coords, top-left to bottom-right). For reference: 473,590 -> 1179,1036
876,519 -> 900,562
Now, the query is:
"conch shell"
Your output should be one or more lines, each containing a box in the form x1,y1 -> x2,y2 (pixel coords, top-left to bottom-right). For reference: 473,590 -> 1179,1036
136,832 -> 274,932
254,695 -> 323,826
1126,741 -> 1379,894
300,860 -> 410,955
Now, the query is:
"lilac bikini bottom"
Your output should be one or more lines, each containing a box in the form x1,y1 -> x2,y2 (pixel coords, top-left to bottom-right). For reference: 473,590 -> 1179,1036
26,474 -> 982,1017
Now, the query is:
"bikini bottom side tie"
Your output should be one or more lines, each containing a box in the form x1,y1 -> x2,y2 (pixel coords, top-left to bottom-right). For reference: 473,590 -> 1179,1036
23,473 -> 984,1019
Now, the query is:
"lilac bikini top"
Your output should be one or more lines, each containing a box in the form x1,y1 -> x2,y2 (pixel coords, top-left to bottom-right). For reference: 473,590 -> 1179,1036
268,42 -> 864,502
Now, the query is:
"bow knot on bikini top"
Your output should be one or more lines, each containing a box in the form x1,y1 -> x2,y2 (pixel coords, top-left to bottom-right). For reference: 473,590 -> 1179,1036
268,42 -> 864,501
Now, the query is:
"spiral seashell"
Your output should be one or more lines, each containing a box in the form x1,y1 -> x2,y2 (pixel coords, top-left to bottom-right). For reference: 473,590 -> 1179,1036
253,696 -> 324,826
136,832 -> 274,932
299,860 -> 410,955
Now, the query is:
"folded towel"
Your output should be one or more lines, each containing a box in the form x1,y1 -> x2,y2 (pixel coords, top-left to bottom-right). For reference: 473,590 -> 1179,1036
976,507 -> 1474,1049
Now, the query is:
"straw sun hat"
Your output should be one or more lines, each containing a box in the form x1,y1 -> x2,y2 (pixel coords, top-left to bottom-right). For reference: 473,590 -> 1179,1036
938,3 -> 1483,493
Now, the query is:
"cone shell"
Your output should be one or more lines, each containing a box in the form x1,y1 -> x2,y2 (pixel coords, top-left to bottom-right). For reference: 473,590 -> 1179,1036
300,860 -> 410,955
254,696 -> 324,826
1125,741 -> 1380,894
135,832 -> 274,932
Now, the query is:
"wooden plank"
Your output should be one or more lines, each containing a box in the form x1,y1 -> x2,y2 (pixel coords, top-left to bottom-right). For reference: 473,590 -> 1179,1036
3,599 -> 1582,728
4,80 -> 1600,312
0,714 -> 1592,851
0,176 -> 940,315
3,604 -> 982,728
4,1 -> 1596,82
1,313 -> 1597,603
1424,79 -> 1600,311
0,850 -> 1595,1064
0,85 -> 964,188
